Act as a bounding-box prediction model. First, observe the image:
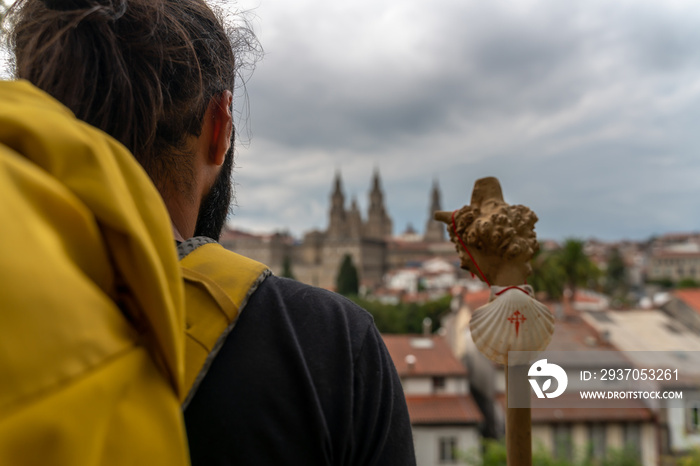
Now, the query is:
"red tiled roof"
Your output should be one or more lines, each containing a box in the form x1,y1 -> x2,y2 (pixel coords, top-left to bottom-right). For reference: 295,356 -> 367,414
674,289 -> 700,313
464,289 -> 491,310
652,251 -> 700,259
406,395 -> 483,425
658,232 -> 699,241
401,292 -> 432,304
382,334 -> 466,377
546,313 -> 616,352
573,291 -> 603,304
496,394 -> 653,423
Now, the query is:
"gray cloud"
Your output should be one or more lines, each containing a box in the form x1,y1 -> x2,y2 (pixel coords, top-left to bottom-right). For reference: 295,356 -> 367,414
226,0 -> 700,240
2,0 -> 696,241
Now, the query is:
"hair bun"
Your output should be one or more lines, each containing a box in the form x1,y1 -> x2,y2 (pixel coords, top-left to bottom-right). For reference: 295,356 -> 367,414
39,0 -> 127,20
40,0 -> 91,11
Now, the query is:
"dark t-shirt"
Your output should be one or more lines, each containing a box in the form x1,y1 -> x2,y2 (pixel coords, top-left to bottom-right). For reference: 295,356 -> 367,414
184,276 -> 416,465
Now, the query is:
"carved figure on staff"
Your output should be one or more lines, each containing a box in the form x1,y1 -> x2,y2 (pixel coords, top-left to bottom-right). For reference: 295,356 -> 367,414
435,176 -> 554,365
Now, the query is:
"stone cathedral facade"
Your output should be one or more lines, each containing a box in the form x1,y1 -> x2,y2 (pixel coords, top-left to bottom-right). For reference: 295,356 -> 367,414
327,170 -> 393,241
220,170 -> 456,291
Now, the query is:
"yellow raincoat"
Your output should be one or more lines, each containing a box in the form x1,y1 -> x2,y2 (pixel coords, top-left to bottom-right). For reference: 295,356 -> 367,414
0,81 -> 189,465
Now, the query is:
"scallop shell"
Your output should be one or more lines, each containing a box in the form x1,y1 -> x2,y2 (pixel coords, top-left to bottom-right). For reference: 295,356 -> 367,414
469,285 -> 554,365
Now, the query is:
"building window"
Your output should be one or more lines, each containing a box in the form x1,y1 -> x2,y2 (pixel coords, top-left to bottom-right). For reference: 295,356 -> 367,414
687,402 -> 700,433
433,376 -> 446,393
553,424 -> 573,462
623,423 -> 642,460
439,437 -> 458,463
588,423 -> 606,459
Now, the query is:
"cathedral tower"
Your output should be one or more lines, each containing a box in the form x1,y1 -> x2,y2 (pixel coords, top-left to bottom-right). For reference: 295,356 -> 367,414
327,172 -> 347,238
347,197 -> 364,238
424,179 -> 446,242
364,169 -> 393,239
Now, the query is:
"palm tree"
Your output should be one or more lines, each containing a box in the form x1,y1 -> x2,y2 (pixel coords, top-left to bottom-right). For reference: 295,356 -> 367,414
530,246 -> 565,300
558,239 -> 599,302
605,247 -> 627,297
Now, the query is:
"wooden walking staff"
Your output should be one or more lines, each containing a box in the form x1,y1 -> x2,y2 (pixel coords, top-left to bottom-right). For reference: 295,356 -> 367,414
435,177 -> 554,466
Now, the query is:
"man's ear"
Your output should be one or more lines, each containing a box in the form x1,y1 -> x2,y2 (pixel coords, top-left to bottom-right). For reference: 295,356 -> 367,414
209,90 -> 234,167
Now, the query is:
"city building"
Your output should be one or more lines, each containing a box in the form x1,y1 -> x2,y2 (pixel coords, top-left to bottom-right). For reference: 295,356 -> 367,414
441,290 -> 659,464
382,333 -> 483,466
222,170 -> 458,291
522,312 -> 657,466
661,288 -> 700,333
648,251 -> 700,284
583,308 -> 700,457
647,234 -> 700,284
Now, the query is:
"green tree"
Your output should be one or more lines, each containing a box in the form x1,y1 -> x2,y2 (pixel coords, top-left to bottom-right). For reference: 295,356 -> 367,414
530,240 -> 601,301
351,297 -> 406,333
677,447 -> 700,466
530,246 -> 565,300
558,239 -> 600,301
647,277 -> 673,289
677,278 -> 700,289
463,439 -> 642,466
605,247 -> 627,297
336,254 -> 359,296
350,295 -> 451,334
280,255 -> 295,280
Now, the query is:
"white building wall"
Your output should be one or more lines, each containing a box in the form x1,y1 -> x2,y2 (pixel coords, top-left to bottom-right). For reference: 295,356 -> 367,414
403,377 -> 433,395
495,370 -> 506,393
532,425 -> 553,453
598,422 -> 656,466
445,377 -> 469,395
641,423 -> 658,466
412,426 -> 480,466
532,422 -> 656,466
571,423 -> 588,462
606,423 -> 624,450
403,376 -> 468,395
667,399 -> 700,452
453,313 -> 471,363
423,273 -> 457,290
387,269 -> 420,293
423,258 -> 454,274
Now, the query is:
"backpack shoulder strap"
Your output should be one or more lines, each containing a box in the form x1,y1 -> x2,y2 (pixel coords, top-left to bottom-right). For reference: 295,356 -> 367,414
177,237 -> 270,408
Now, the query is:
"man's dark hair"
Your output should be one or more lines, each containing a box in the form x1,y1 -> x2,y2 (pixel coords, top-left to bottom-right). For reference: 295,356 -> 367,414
6,0 -> 258,194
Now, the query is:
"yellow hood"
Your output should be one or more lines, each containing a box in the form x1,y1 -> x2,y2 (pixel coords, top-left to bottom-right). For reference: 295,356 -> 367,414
0,80 -> 188,465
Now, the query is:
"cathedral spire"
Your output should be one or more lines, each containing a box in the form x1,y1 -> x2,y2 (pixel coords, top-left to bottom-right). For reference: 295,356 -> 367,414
333,171 -> 343,196
364,168 -> 392,239
327,171 -> 347,238
424,178 -> 446,242
371,167 -> 381,191
347,196 -> 363,238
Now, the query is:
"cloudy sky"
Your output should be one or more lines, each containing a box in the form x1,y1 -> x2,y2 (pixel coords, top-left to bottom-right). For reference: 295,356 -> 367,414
3,0 -> 700,242
223,0 -> 700,242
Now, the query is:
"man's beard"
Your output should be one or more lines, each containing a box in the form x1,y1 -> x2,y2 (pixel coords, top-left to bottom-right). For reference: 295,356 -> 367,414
193,145 -> 234,241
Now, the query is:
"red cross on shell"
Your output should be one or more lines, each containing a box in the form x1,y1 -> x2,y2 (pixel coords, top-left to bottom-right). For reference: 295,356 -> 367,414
507,310 -> 527,337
